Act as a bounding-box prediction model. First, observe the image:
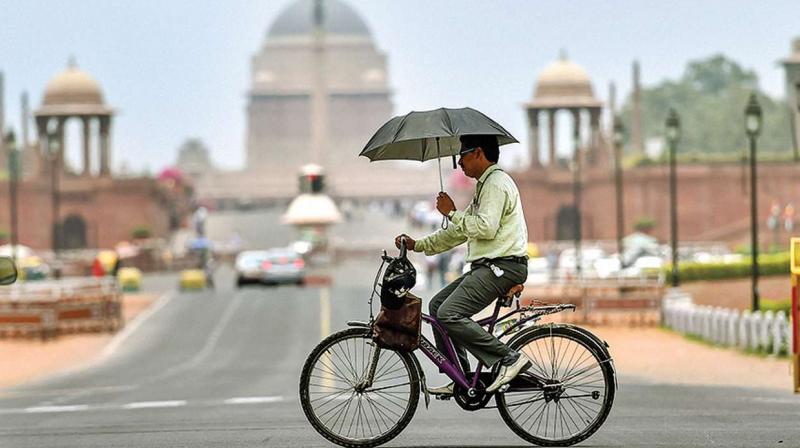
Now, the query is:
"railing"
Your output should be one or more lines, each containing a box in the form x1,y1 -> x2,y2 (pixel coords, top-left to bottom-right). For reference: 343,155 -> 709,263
522,279 -> 665,324
0,278 -> 123,339
662,291 -> 791,356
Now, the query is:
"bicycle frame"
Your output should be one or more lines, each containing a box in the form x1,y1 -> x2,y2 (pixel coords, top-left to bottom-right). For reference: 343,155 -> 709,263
416,298 -> 575,392
366,251 -> 574,393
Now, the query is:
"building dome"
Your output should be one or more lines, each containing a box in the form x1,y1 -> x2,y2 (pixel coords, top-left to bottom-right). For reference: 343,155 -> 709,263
531,52 -> 599,108
43,59 -> 105,106
267,0 -> 371,38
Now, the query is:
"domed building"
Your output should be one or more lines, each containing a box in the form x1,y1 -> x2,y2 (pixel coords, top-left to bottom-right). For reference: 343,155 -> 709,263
524,52 -> 603,168
0,59 -> 190,251
200,0 -> 436,203
35,58 -> 114,177
247,0 -> 392,182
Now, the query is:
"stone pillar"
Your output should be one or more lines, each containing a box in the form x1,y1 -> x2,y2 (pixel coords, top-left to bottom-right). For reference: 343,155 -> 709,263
35,116 -> 48,177
572,108 -> 582,165
572,108 -> 582,142
0,72 -> 5,162
631,60 -> 644,155
99,115 -> 111,176
589,108 -> 601,151
782,38 -> 800,161
56,118 -> 66,171
548,108 -> 557,166
527,108 -> 540,168
82,117 -> 91,176
21,92 -> 29,149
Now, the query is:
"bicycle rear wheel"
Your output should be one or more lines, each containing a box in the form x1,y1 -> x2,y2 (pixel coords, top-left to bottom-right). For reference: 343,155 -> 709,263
496,326 -> 615,446
299,327 -> 419,447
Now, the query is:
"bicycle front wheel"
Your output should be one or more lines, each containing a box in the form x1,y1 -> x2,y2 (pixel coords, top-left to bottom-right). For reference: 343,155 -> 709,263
496,325 -> 615,446
299,327 -> 419,448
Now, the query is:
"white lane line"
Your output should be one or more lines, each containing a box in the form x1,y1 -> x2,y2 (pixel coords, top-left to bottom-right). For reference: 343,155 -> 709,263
224,396 -> 284,405
24,404 -> 89,413
122,400 -> 187,409
151,295 -> 244,381
101,291 -> 175,359
320,287 -> 331,338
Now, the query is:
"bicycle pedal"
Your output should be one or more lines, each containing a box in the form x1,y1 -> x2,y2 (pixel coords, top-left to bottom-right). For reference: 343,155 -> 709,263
434,394 -> 452,401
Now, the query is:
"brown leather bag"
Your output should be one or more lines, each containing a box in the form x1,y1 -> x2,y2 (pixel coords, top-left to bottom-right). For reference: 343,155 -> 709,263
372,292 -> 422,352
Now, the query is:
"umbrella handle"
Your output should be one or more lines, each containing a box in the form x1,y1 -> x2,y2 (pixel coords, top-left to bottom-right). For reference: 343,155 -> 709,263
436,138 -> 448,230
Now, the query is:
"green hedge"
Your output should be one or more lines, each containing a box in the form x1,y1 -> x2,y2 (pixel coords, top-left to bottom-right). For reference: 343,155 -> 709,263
663,252 -> 790,283
760,298 -> 792,315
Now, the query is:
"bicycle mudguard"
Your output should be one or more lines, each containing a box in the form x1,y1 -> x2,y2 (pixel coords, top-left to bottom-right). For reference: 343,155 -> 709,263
346,320 -> 371,328
408,352 -> 430,409
346,320 -> 430,408
508,324 -> 618,390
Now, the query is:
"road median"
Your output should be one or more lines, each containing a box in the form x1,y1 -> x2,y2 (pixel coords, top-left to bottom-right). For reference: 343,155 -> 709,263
0,293 -> 156,390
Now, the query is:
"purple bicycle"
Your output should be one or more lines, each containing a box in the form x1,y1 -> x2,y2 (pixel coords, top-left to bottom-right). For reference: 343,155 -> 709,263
300,245 -> 617,447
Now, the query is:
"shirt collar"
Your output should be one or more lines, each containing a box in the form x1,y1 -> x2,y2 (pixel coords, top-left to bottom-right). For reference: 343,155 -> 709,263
477,164 -> 500,185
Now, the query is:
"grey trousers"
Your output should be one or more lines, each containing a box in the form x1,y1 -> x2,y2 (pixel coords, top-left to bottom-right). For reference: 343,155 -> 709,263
429,259 -> 528,371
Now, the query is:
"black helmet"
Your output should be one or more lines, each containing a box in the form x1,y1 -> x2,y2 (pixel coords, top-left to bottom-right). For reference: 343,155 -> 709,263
380,256 -> 416,310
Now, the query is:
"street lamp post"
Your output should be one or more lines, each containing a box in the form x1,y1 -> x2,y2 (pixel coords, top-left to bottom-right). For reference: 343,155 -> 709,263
3,131 -> 19,262
48,129 -> 61,275
613,116 -> 625,268
745,92 -> 763,311
572,119 -> 582,281
665,109 -> 681,288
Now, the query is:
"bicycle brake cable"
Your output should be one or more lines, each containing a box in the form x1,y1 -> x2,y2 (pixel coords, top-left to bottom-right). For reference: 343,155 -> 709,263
368,258 -> 387,324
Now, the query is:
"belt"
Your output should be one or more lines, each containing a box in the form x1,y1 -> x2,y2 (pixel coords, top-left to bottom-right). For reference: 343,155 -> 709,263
472,255 -> 528,266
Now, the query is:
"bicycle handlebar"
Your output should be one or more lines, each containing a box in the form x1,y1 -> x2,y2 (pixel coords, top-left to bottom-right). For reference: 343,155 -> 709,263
398,236 -> 408,259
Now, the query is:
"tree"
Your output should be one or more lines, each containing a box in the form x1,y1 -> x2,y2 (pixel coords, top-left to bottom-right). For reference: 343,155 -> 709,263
621,54 -> 791,157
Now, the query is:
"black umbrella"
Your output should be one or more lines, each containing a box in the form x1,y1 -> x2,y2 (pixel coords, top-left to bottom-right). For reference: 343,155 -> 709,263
360,107 -> 518,228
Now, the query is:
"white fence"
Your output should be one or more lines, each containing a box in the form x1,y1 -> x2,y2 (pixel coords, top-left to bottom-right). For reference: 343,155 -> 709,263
662,291 -> 791,356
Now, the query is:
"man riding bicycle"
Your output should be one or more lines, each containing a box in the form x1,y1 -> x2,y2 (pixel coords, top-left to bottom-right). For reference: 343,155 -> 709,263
395,134 -> 530,395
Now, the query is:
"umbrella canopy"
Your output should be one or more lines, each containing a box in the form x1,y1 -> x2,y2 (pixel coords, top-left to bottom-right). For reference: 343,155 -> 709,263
360,107 -> 518,162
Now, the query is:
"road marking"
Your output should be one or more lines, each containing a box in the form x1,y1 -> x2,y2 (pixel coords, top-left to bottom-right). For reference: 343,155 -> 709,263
224,396 -> 284,405
1,396 -> 289,415
24,404 -> 89,413
320,286 -> 331,338
101,291 -> 175,359
122,400 -> 187,409
151,295 -> 244,381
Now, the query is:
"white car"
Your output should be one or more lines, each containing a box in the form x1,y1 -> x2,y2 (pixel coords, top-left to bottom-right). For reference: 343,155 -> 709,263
235,249 -> 306,287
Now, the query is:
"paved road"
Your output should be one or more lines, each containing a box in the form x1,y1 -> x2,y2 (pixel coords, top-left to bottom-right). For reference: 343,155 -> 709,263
2,259 -> 800,447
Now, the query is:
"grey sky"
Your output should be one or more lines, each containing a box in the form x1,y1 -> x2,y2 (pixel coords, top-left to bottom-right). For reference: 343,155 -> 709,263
0,0 -> 797,173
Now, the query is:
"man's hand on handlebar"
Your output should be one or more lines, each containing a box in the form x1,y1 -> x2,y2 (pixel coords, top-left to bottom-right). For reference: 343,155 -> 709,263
394,234 -> 416,251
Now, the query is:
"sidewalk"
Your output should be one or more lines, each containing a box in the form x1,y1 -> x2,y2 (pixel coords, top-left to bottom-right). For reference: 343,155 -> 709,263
0,293 -> 156,390
590,325 -> 793,391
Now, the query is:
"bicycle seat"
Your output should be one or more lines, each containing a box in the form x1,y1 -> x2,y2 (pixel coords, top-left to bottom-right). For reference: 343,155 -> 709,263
498,284 -> 524,307
504,284 -> 524,298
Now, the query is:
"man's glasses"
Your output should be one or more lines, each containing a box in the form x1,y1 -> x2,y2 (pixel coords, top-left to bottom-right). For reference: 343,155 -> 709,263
457,147 -> 479,167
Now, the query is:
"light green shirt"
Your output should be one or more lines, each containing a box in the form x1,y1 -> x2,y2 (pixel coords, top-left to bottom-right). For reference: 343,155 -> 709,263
414,164 -> 528,262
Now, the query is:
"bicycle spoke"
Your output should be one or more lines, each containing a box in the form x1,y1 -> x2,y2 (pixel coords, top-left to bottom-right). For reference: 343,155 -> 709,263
364,392 -> 390,432
302,331 -> 419,445
371,390 -> 409,410
365,381 -> 412,393
329,345 -> 359,383
498,330 -> 612,444
367,393 -> 405,419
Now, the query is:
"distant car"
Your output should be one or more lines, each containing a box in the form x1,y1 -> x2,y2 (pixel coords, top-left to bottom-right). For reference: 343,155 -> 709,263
235,250 -> 269,287
235,249 -> 306,287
